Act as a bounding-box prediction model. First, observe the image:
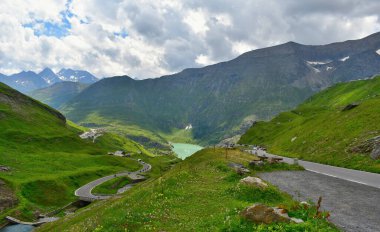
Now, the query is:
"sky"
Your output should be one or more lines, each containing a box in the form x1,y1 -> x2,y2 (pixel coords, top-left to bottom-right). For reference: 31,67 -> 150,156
1,0 -> 380,79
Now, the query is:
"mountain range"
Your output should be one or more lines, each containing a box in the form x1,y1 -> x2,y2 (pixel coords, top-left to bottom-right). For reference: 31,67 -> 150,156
0,68 -> 98,93
61,32 -> 380,145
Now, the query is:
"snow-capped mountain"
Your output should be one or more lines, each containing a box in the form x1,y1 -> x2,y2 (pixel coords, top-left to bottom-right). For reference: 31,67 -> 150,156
0,71 -> 48,93
0,68 -> 99,93
57,69 -> 98,84
38,68 -> 61,85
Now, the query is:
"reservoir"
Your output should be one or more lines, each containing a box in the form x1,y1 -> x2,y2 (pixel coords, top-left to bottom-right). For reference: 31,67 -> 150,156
0,225 -> 34,232
171,143 -> 203,159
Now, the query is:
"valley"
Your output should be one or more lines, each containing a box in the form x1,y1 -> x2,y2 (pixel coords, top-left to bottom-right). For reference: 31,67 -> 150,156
0,82 -> 162,226
1,27 -> 380,232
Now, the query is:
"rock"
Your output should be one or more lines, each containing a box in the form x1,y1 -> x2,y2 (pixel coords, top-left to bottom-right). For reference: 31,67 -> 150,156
342,102 -> 359,111
300,201 -> 310,206
240,176 -> 268,188
249,160 -> 264,167
0,166 -> 11,172
291,217 -> 304,224
241,203 -> 304,225
228,162 -> 245,169
370,143 -> 380,160
291,137 -> 297,142
240,203 -> 290,224
349,136 -> 380,160
268,157 -> 282,164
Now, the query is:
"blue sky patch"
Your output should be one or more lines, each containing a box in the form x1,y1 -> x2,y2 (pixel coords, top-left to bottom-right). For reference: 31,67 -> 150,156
114,30 -> 129,38
23,0 -> 72,38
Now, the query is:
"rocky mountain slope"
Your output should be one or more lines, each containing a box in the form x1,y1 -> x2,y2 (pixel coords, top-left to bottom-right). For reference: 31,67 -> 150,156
57,68 -> 98,83
63,32 -> 380,145
240,76 -> 380,173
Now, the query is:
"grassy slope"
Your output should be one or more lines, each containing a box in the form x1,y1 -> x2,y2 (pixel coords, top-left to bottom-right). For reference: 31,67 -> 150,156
71,112 -> 171,153
39,148 -> 336,232
92,176 -> 131,195
240,76 -> 380,173
0,83 -> 151,220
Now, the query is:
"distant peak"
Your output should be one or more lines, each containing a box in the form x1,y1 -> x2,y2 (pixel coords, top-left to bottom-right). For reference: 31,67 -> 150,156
39,67 -> 55,74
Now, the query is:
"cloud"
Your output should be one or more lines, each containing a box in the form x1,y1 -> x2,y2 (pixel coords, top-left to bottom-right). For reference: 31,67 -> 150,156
0,0 -> 379,78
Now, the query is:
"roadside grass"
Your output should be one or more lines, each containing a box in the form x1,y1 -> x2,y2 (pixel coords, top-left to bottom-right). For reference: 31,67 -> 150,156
249,162 -> 305,173
38,148 -> 337,232
92,176 -> 132,195
240,76 -> 380,173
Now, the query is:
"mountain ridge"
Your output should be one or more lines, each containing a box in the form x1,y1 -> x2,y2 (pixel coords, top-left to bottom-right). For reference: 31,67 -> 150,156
0,68 -> 98,93
63,32 -> 380,145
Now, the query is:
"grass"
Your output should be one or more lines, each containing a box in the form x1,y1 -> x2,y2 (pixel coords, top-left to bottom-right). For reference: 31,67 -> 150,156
38,148 -> 336,232
159,128 -> 196,144
0,82 -> 154,221
67,111 -> 172,153
92,176 -> 131,195
240,76 -> 380,173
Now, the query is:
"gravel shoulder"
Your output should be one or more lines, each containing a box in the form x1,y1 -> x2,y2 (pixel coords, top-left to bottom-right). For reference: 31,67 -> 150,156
259,170 -> 380,232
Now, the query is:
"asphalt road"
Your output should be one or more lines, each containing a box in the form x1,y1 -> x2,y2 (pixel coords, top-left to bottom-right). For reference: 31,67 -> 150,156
257,150 -> 380,189
259,171 -> 380,232
75,160 -> 151,201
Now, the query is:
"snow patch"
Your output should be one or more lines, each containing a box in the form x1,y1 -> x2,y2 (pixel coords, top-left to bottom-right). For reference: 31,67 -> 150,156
326,66 -> 333,71
306,63 -> 320,73
185,124 -> 193,130
376,49 -> 380,55
306,60 -> 332,65
340,56 -> 350,62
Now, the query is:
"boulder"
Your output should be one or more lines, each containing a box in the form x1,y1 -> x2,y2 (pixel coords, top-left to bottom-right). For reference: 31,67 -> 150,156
342,102 -> 359,111
241,203 -> 304,224
249,160 -> 264,167
229,162 -> 250,174
0,166 -> 11,172
349,136 -> 380,160
240,204 -> 290,224
370,143 -> 380,160
240,176 -> 268,188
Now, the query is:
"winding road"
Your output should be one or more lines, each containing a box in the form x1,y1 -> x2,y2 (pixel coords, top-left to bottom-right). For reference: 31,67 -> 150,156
75,159 -> 151,201
257,150 -> 380,189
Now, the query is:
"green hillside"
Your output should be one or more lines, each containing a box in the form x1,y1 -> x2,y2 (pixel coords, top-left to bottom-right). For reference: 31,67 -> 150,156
0,83 -> 151,221
39,148 -> 336,232
240,76 -> 380,173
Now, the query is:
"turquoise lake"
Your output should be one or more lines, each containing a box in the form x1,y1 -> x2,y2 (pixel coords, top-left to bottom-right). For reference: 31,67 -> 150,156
0,225 -> 34,232
171,143 -> 203,159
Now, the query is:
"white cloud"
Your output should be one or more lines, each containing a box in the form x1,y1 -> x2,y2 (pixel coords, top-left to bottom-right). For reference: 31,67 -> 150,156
0,0 -> 380,78
183,9 -> 209,36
